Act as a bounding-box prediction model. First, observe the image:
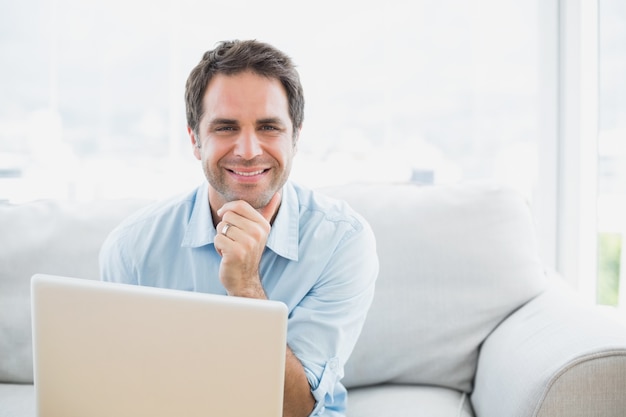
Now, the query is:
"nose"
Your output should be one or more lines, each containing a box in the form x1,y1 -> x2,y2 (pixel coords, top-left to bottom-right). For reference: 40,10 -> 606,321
234,129 -> 263,159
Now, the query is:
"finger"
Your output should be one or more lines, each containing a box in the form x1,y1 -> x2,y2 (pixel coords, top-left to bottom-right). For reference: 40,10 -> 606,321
217,221 -> 237,240
218,211 -> 249,236
219,212 -> 266,244
217,200 -> 257,220
217,193 -> 281,225
214,226 -> 239,256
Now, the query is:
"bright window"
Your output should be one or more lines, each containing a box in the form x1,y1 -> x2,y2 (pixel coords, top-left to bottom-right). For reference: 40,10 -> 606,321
7,1 -> 598,298
0,0 -> 547,203
597,0 -> 626,307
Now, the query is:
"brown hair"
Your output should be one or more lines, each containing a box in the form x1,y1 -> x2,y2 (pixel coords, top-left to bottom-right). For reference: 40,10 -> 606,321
185,40 -> 304,139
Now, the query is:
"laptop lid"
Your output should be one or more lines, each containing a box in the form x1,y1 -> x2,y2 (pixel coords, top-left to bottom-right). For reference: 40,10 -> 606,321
31,273 -> 287,417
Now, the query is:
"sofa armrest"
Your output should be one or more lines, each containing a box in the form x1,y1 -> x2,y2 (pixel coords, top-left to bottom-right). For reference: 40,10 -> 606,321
471,280 -> 626,417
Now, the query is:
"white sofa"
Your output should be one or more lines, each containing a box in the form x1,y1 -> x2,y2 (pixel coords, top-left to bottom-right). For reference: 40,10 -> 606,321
2,182 -> 626,416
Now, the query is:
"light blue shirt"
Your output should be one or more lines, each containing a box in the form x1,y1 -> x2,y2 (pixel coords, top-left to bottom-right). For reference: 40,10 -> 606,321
99,180 -> 378,416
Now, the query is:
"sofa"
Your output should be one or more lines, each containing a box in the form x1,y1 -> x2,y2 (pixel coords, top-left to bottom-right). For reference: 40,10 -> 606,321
2,182 -> 626,417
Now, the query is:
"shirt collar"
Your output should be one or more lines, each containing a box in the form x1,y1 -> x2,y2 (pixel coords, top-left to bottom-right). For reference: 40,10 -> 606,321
181,182 -> 215,249
181,181 -> 299,262
267,181 -> 299,261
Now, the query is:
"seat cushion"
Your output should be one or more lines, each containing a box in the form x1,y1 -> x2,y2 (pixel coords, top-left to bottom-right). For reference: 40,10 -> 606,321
321,183 -> 547,392
347,384 -> 474,417
0,383 -> 35,417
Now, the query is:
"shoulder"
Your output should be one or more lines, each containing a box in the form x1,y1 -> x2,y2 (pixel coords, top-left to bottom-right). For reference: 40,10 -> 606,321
290,181 -> 373,239
287,182 -> 378,295
101,186 -> 200,252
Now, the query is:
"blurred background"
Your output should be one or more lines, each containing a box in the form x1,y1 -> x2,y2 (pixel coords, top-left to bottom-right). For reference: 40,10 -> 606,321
0,0 -> 624,309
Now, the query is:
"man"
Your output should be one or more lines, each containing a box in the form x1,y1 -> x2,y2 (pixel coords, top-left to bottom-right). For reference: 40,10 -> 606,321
100,39 -> 378,417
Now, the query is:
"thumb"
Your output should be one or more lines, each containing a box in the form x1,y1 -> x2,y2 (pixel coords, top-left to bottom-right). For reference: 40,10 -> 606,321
258,192 -> 282,224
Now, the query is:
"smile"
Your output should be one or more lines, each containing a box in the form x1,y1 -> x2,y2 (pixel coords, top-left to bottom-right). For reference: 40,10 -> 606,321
230,169 -> 267,176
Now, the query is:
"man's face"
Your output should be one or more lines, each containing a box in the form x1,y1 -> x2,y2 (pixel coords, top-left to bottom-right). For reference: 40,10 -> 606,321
189,71 -> 298,211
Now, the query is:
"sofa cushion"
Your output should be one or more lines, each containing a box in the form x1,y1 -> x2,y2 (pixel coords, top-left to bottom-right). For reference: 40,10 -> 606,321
321,183 -> 547,393
347,384 -> 474,417
0,199 -> 149,384
0,383 -> 35,417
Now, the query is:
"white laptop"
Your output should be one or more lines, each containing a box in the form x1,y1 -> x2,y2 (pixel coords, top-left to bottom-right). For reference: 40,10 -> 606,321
31,273 -> 288,417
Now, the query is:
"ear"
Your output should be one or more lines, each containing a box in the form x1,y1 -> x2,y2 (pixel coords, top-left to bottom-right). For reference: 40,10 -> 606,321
188,126 -> 202,160
293,126 -> 302,153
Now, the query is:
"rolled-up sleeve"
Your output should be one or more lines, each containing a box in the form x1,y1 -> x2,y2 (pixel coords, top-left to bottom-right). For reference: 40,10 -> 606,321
307,357 -> 343,415
285,216 -> 378,416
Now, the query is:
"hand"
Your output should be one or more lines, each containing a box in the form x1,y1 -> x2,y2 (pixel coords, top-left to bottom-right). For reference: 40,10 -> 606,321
214,193 -> 282,298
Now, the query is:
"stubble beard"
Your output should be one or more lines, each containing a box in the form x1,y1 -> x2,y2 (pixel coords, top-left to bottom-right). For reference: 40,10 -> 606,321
203,160 -> 291,210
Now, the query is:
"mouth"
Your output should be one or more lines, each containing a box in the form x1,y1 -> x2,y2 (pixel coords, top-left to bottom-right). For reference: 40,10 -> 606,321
229,169 -> 267,177
226,168 -> 271,181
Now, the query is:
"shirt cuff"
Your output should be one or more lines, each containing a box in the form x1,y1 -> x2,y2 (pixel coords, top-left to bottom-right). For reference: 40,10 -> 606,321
307,357 -> 342,416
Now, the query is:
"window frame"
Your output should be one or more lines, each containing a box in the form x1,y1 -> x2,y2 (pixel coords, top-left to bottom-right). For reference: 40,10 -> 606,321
556,0 -> 599,303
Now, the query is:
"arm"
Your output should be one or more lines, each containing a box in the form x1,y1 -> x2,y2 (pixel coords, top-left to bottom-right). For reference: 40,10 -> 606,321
284,217 -> 378,416
99,228 -> 137,285
284,347 -> 316,417
214,194 -> 378,416
214,194 -> 315,417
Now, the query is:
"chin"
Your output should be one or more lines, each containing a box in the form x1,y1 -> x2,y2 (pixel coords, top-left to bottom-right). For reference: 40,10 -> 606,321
245,194 -> 274,210
221,189 -> 273,210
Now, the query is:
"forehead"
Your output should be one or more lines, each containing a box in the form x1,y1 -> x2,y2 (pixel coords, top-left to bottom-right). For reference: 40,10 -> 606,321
202,71 -> 290,122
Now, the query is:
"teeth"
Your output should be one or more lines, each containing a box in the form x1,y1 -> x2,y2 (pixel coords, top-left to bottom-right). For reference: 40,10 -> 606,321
233,169 -> 264,176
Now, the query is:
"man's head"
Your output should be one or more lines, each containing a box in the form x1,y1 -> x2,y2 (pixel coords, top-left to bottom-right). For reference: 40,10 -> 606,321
185,40 -> 304,141
185,40 -> 304,212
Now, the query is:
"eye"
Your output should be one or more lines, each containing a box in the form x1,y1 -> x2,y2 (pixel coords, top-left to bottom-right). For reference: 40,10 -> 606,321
260,125 -> 280,132
215,125 -> 237,132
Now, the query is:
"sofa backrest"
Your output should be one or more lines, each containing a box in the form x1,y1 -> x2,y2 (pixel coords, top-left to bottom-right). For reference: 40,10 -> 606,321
1,182 -> 547,392
0,198 -> 150,384
320,182 -> 547,393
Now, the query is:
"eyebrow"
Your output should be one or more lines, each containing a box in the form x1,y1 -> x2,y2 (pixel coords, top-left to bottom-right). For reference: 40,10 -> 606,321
208,118 -> 238,127
257,117 -> 287,126
208,117 -> 287,127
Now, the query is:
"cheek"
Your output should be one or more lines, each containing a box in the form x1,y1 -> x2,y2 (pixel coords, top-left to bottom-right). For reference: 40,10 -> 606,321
271,139 -> 296,162
281,143 -> 297,163
198,140 -> 231,167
